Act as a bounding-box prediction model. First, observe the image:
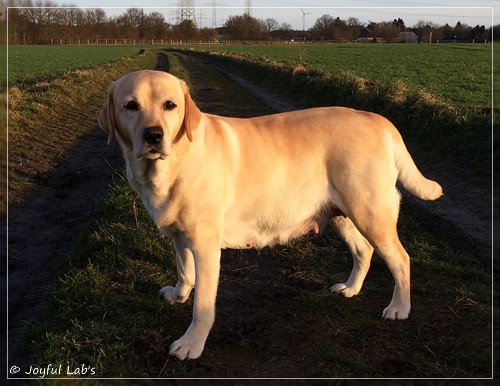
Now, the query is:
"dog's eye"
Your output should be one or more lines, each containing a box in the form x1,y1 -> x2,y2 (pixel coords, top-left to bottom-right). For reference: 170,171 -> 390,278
124,101 -> 140,111
164,101 -> 177,110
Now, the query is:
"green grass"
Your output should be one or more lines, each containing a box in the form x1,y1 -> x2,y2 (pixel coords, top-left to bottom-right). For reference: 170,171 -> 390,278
21,51 -> 491,378
7,45 -> 149,86
187,43 -> 492,111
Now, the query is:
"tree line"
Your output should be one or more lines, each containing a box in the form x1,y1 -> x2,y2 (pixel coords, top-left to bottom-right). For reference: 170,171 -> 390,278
1,0 -> 496,44
3,1 -> 218,44
307,15 -> 492,43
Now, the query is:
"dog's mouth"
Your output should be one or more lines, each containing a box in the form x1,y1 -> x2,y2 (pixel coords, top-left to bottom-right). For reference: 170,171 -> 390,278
137,146 -> 168,160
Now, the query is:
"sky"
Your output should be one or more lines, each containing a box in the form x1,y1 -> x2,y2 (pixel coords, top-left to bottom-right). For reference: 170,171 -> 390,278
53,1 -> 498,30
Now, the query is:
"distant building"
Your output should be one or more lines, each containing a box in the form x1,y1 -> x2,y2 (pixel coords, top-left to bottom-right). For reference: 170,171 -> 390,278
399,31 -> 419,43
354,37 -> 375,43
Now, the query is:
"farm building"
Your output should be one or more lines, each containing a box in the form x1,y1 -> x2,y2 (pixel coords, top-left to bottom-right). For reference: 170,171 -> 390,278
399,31 -> 419,43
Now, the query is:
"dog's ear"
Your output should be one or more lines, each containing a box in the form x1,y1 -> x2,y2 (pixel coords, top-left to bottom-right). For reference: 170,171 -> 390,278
98,82 -> 116,145
181,80 -> 202,142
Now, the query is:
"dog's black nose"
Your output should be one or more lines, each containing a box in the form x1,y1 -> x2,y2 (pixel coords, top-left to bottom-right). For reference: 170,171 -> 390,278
143,126 -> 164,145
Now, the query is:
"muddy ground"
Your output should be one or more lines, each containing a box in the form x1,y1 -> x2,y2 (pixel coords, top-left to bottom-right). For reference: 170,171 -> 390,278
4,52 -> 495,379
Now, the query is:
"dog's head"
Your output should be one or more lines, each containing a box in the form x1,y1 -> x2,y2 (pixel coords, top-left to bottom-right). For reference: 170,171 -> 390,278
98,70 -> 202,160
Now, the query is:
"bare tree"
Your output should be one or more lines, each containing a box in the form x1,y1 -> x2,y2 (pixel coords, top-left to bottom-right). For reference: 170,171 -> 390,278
58,8 -> 85,39
199,27 -> 217,41
171,19 -> 198,40
224,13 -> 269,40
310,15 -> 350,40
139,12 -> 168,39
116,8 -> 145,39
264,18 -> 279,34
345,17 -> 363,41
83,8 -> 107,38
371,21 -> 401,41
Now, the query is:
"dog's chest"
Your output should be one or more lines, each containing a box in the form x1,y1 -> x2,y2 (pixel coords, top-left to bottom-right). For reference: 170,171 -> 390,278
127,164 -> 173,227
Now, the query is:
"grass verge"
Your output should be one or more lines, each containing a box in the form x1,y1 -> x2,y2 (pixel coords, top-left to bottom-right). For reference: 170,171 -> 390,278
21,51 -> 492,379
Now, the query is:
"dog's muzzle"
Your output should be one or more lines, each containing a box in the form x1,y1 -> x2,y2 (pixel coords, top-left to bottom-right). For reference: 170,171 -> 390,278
138,126 -> 169,160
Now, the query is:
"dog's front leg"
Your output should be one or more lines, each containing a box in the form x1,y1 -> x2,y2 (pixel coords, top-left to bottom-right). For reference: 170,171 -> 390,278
160,237 -> 195,304
169,234 -> 221,360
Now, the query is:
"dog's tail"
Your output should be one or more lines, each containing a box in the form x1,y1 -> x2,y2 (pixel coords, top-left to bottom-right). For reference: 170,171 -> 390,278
395,138 -> 443,201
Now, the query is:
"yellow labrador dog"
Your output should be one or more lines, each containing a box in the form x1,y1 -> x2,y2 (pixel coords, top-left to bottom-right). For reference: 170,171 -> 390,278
98,70 -> 442,360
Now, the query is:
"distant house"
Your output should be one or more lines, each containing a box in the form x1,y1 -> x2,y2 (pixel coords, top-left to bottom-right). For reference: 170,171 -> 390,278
399,31 -> 419,43
354,37 -> 375,43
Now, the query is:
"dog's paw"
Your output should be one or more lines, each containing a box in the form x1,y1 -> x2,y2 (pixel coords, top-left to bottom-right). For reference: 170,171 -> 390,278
382,302 -> 410,320
169,333 -> 205,360
330,282 -> 359,298
159,286 -> 190,305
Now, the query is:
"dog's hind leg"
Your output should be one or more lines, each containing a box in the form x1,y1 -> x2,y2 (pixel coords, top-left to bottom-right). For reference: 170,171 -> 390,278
347,188 -> 411,320
377,236 -> 411,320
330,215 -> 374,298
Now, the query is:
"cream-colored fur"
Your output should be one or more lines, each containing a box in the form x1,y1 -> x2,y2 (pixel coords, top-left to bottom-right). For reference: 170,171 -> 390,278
98,70 -> 442,360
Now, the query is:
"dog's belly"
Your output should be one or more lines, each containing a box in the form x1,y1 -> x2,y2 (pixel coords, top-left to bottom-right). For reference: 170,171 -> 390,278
221,204 -> 342,249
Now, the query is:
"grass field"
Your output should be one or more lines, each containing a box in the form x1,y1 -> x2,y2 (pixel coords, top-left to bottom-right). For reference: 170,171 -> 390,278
188,43 -> 492,110
7,45 -> 149,86
8,49 -> 491,379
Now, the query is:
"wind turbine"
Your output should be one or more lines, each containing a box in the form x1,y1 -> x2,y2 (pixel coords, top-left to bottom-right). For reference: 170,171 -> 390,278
300,9 -> 311,31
